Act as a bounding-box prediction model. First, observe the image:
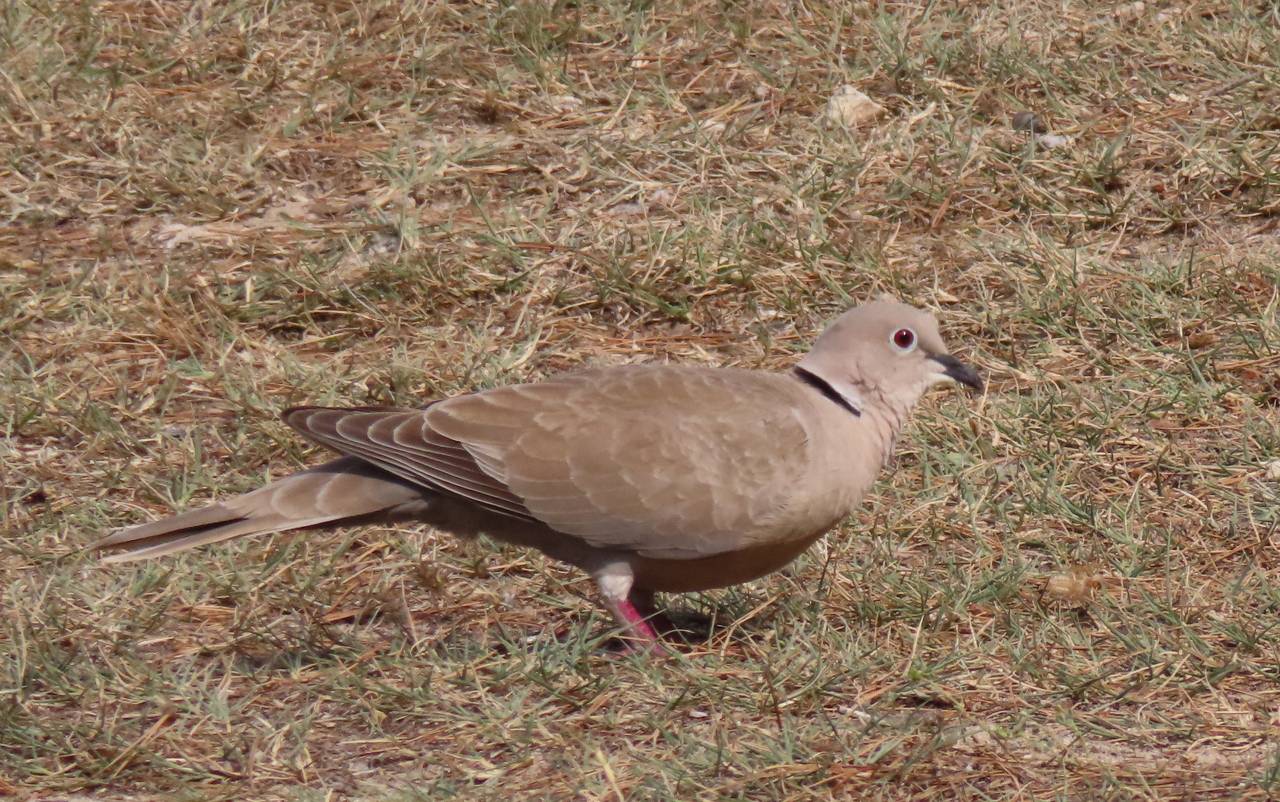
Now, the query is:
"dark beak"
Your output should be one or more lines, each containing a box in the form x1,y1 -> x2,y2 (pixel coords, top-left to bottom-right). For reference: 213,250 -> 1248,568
930,353 -> 983,393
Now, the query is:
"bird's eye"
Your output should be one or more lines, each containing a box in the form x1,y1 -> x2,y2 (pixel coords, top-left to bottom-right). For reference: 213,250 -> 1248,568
891,327 -> 917,351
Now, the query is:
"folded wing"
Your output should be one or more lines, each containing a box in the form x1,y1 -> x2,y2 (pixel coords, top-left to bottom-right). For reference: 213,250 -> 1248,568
287,368 -> 813,559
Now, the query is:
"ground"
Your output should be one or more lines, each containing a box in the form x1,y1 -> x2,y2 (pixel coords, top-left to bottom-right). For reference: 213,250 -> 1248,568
2,1 -> 1279,799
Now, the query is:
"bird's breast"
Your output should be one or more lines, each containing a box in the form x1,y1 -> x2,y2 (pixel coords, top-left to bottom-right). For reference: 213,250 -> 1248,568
797,402 -> 889,521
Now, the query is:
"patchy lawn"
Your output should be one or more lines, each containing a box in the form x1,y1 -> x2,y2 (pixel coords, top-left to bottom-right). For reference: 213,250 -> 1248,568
2,1 -> 1278,799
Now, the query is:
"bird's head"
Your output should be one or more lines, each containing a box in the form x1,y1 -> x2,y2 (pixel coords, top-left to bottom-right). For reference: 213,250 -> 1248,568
796,298 -> 982,414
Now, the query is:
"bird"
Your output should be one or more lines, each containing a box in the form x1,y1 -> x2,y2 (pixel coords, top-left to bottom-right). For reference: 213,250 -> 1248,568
94,299 -> 982,653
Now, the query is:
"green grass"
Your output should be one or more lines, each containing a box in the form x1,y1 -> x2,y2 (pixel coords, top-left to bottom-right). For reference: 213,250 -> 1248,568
2,0 -> 1279,799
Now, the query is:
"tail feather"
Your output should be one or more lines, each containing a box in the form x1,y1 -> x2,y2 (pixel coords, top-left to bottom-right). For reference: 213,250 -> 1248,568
97,510 -> 338,563
95,501 -> 250,549
95,456 -> 431,562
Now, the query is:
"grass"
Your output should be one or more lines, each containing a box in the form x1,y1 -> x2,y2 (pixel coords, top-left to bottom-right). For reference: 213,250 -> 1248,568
1,0 -> 1279,798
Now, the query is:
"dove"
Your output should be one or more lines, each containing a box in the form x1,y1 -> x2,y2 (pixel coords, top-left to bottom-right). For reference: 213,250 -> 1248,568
95,299 -> 982,652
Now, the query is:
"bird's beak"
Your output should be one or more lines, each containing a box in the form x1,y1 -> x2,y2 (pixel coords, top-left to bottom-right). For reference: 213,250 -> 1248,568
929,354 -> 983,393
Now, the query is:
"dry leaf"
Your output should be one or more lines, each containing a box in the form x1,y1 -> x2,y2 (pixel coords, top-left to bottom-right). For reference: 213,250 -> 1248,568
1044,565 -> 1106,606
1037,133 -> 1072,149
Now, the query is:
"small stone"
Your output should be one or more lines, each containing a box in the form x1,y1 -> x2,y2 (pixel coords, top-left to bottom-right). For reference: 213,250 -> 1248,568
1037,133 -> 1072,149
1115,0 -> 1145,20
825,85 -> 884,128
546,94 -> 583,114
1012,111 -> 1047,133
1265,460 -> 1280,481
608,201 -> 646,217
697,119 -> 727,136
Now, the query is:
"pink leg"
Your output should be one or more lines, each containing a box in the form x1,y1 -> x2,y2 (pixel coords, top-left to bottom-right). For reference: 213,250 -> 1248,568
601,595 -> 667,656
595,565 -> 667,656
613,598 -> 660,641
629,588 -> 676,635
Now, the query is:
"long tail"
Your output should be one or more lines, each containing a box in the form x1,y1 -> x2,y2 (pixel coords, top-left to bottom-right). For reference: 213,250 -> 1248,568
93,457 -> 432,562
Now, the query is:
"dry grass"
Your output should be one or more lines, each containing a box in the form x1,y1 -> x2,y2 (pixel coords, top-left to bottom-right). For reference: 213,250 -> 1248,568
2,0 -> 1279,799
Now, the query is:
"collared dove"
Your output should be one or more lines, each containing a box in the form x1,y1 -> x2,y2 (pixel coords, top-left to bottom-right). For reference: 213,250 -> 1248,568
95,299 -> 982,652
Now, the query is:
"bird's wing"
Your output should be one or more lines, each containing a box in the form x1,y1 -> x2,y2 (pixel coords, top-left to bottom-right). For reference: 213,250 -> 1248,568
425,367 -> 815,559
284,368 -> 815,559
283,405 -> 536,520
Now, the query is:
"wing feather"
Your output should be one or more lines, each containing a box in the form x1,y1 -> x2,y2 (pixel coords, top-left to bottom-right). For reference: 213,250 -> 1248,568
427,367 -> 814,558
284,408 -> 534,519
284,368 -> 814,559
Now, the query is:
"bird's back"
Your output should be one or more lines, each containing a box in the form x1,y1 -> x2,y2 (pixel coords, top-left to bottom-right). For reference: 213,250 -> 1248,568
428,364 -> 857,560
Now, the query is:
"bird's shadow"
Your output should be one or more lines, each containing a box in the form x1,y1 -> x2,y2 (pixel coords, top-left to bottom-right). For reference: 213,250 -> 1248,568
649,607 -> 717,643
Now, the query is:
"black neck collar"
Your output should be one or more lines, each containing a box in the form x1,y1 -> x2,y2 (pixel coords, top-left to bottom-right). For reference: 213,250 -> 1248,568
792,367 -> 862,417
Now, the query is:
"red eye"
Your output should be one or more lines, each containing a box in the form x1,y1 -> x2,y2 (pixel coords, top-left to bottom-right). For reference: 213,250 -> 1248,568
892,328 -> 916,350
